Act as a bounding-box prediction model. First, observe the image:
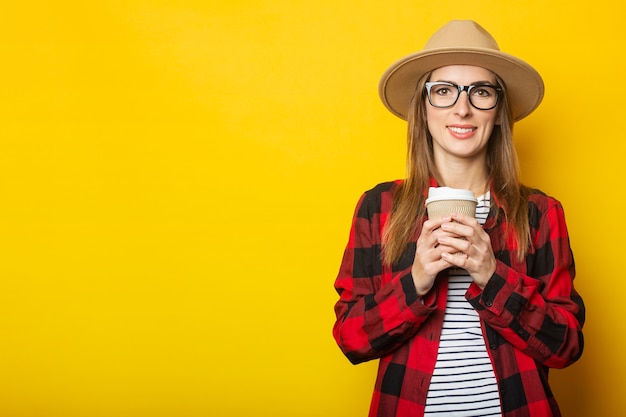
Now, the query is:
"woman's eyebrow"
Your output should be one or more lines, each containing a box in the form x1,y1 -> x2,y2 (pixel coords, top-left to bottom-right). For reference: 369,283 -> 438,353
433,79 -> 496,85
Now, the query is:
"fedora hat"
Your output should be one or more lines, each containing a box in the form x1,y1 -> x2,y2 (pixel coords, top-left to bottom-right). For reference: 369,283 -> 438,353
379,20 -> 544,121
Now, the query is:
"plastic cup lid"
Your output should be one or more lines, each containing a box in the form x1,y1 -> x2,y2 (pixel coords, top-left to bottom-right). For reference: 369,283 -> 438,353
425,187 -> 478,204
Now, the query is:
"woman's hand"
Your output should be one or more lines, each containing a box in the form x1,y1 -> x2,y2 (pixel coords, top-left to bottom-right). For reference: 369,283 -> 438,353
437,213 -> 497,289
412,215 -> 463,296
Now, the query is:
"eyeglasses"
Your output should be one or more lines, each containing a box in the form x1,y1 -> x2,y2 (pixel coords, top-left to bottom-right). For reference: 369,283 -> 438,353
425,82 -> 502,110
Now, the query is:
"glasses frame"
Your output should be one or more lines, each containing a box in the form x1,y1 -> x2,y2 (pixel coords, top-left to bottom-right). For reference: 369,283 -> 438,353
424,81 -> 502,111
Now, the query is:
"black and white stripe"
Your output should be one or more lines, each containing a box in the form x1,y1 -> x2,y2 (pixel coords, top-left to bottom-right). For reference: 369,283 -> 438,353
424,193 -> 501,416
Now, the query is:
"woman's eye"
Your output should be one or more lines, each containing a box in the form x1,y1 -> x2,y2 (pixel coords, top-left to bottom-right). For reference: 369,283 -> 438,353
473,87 -> 493,97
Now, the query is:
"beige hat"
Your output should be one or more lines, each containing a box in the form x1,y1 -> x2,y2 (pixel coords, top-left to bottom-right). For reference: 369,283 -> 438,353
379,20 -> 544,121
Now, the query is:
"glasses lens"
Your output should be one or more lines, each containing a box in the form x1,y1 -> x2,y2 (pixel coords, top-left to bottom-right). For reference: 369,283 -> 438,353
427,83 -> 458,108
468,85 -> 499,110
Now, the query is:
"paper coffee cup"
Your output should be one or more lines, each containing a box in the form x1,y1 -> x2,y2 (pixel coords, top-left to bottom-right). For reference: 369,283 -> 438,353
425,187 -> 477,220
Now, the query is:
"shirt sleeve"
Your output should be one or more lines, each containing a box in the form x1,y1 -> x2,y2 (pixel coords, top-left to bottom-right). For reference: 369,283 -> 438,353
332,186 -> 435,365
467,196 -> 585,368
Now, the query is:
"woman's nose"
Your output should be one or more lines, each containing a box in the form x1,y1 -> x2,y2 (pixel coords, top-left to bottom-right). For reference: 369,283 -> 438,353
454,91 -> 472,116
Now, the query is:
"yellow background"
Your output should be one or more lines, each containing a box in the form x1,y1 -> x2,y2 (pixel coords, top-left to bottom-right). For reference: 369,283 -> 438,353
0,1 -> 622,416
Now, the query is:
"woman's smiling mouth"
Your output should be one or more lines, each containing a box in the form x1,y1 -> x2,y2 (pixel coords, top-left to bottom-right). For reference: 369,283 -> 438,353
447,125 -> 477,138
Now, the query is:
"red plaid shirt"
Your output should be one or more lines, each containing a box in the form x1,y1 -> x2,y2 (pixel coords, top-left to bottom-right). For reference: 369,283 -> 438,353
333,180 -> 585,417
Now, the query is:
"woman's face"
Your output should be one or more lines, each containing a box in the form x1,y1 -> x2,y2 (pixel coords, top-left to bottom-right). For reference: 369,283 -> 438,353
426,65 -> 499,163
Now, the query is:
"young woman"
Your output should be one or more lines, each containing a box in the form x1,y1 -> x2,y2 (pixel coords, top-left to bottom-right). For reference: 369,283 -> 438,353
332,20 -> 585,417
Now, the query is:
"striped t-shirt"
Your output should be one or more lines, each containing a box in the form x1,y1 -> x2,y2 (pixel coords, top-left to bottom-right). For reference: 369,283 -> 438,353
424,192 -> 502,416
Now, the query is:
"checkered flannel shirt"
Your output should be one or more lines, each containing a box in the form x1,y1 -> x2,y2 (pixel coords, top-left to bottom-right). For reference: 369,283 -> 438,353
333,180 -> 585,417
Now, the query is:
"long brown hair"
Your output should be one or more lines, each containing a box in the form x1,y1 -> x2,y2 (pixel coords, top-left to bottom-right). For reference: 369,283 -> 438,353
382,71 -> 531,266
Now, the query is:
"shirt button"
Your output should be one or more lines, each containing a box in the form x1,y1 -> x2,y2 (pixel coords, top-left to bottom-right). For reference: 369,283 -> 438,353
485,300 -> 493,307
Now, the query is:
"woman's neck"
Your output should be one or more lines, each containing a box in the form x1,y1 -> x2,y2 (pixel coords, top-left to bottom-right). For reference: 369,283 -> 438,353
434,157 -> 489,197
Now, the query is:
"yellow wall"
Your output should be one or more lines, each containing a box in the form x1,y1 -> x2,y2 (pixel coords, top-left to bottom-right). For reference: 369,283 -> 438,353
0,1 -> 622,416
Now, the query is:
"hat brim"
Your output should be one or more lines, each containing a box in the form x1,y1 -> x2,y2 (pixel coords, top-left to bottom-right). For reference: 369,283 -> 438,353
378,47 -> 544,121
